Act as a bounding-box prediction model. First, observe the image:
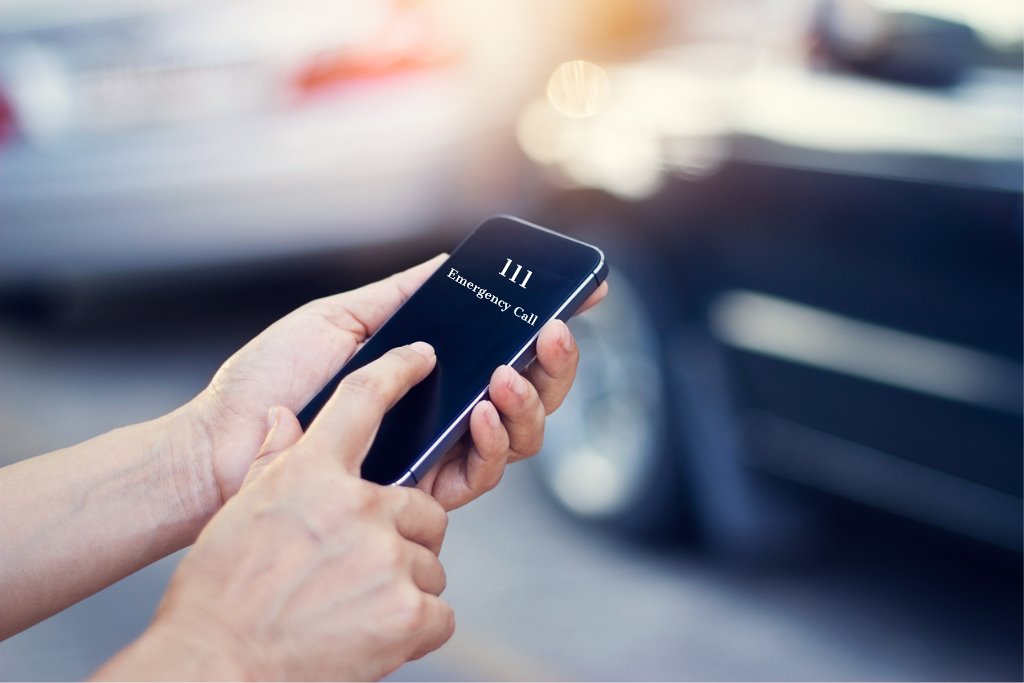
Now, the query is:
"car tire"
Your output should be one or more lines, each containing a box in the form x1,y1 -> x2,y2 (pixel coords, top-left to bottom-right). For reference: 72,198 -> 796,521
531,255 -> 691,539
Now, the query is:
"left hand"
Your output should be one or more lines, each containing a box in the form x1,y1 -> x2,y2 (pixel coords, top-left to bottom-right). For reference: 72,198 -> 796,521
190,254 -> 607,511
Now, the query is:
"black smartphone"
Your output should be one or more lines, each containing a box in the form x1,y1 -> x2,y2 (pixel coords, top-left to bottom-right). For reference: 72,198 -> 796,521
297,215 -> 607,485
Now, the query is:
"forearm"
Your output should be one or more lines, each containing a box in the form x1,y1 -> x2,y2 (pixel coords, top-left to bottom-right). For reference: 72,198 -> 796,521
0,400 -> 218,639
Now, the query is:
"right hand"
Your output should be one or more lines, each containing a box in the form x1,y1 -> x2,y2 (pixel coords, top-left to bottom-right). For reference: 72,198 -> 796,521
97,342 -> 453,681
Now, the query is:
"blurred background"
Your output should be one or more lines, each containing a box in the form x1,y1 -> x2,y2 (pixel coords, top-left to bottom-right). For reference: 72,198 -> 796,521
0,0 -> 1021,679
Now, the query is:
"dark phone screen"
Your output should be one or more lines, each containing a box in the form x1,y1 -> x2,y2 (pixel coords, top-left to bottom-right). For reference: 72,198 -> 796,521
297,217 -> 603,484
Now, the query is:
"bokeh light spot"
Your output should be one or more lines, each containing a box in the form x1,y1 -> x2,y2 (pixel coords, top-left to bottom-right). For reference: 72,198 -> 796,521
546,60 -> 610,118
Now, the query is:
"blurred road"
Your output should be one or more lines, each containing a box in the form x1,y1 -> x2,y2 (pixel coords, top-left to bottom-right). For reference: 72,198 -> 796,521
0,302 -> 1019,681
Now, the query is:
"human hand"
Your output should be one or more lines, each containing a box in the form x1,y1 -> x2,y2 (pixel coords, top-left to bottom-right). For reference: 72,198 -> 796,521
414,314 -> 599,510
189,254 -> 607,511
97,343 -> 453,681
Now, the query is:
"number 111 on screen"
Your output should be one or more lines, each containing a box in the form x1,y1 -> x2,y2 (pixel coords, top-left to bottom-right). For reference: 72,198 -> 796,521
500,258 -> 532,289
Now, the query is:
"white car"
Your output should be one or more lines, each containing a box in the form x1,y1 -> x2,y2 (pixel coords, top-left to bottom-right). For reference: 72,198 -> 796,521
0,0 -> 565,284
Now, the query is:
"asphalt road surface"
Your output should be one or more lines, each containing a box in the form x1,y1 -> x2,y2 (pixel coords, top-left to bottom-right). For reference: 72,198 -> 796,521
0,305 -> 1019,681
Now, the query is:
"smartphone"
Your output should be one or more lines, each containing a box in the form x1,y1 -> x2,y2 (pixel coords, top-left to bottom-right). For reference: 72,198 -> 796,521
297,215 -> 607,485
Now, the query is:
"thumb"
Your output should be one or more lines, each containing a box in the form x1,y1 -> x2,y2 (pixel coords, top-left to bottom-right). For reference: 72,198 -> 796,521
245,406 -> 303,484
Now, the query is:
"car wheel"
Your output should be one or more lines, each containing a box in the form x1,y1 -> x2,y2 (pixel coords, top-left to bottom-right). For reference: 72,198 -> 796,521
532,264 -> 689,538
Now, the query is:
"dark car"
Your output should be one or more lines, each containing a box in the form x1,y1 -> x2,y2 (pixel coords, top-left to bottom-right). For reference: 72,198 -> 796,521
525,0 -> 1023,552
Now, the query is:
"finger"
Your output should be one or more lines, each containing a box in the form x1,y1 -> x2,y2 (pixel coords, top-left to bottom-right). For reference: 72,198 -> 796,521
217,255 -> 447,419
526,319 -> 580,415
488,365 -> 546,462
464,401 -> 510,495
259,406 -> 305,456
244,406 -> 304,484
304,343 -> 437,471
388,486 -> 449,555
407,595 -> 456,661
407,542 -> 447,596
575,280 -> 608,315
301,254 -> 447,343
425,401 -> 510,511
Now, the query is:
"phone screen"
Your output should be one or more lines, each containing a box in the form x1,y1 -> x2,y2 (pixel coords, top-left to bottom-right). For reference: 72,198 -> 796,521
298,216 -> 605,485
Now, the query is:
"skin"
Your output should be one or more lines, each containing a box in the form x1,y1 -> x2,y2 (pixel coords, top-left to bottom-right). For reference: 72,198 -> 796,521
97,343 -> 452,681
0,254 -> 607,678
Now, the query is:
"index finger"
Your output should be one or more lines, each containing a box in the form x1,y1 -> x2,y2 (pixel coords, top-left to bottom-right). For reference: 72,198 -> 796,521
303,342 -> 437,472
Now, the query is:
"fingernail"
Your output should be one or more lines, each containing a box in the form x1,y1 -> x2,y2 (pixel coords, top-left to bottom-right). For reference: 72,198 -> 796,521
410,341 -> 435,357
507,367 -> 528,397
265,406 -> 279,431
558,320 -> 574,352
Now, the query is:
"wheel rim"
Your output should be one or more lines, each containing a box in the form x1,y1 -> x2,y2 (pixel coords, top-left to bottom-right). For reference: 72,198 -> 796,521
537,268 -> 666,518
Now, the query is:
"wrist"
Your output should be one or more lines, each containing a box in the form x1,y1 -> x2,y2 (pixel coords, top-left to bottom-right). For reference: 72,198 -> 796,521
156,397 -> 224,537
187,384 -> 271,505
94,611 -> 258,681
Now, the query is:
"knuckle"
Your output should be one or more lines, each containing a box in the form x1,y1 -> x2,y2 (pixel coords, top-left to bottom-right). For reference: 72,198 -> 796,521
383,485 -> 416,519
443,602 -> 456,638
510,428 -> 544,461
342,482 -> 379,516
340,371 -> 387,404
409,489 -> 449,538
359,534 -> 404,581
470,461 -> 505,496
390,345 -> 423,366
383,482 -> 413,506
430,598 -> 455,643
376,535 -> 406,571
526,419 -> 546,455
419,489 -> 448,524
436,559 -> 448,593
391,585 -> 428,632
350,484 -> 374,511
541,385 -> 567,413
430,508 -> 449,547
486,464 -> 505,491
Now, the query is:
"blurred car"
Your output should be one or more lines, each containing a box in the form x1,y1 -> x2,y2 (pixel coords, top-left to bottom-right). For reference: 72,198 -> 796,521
0,0 -> 572,288
524,0 -> 1023,552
